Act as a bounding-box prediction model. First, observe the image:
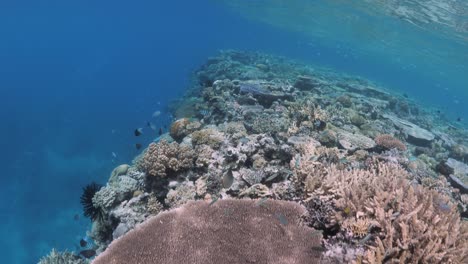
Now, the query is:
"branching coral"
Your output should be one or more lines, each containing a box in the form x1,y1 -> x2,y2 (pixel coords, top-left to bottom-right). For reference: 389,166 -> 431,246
39,249 -> 86,264
141,140 -> 195,177
315,163 -> 468,263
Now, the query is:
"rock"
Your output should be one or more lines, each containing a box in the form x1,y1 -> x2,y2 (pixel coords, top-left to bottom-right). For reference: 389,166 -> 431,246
448,175 -> 468,194
444,158 -> 468,194
336,129 -> 376,151
294,75 -> 320,91
382,114 -> 435,146
318,130 -> 337,147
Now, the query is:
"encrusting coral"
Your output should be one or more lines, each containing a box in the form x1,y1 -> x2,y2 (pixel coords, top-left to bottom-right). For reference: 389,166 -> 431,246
141,140 -> 195,177
92,199 -> 323,264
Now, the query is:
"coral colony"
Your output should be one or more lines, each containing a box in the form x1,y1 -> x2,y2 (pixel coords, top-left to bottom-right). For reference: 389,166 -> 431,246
40,51 -> 468,264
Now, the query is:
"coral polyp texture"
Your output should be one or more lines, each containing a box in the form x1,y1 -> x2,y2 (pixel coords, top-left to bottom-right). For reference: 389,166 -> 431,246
92,199 -> 323,264
45,51 -> 468,264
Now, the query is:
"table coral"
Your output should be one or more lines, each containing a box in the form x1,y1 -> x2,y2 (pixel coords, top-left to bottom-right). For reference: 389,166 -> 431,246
92,199 -> 323,264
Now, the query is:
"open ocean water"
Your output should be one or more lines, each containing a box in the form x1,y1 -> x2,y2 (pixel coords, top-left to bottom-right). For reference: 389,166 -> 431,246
0,1 -> 467,263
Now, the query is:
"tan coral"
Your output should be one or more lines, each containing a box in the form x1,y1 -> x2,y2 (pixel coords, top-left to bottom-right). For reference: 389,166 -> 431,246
141,140 -> 195,177
314,163 -> 468,263
191,128 -> 224,149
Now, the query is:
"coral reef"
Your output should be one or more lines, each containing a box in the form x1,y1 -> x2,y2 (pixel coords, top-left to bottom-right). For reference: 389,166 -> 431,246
43,50 -> 468,264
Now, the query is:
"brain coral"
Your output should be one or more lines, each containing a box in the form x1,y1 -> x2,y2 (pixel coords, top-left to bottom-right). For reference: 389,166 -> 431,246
142,140 -> 195,177
92,199 -> 323,264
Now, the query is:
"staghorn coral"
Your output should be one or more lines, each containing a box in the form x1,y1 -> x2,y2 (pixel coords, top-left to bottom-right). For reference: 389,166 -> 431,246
39,249 -> 87,264
290,140 -> 344,197
374,134 -> 407,151
141,140 -> 195,177
315,163 -> 468,263
92,199 -> 323,264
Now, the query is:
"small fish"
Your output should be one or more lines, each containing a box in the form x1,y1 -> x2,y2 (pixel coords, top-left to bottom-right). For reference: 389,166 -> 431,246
255,197 -> 269,207
457,117 -> 462,122
73,214 -> 80,221
265,173 -> 279,182
222,170 -> 234,189
199,109 -> 210,117
79,249 -> 96,258
112,152 -> 117,158
79,238 -> 88,247
309,230 -> 323,237
403,93 -> 408,98
275,213 -> 288,225
343,207 -> 351,215
310,246 -> 326,252
152,111 -> 161,118
135,143 -> 142,150
158,127 -> 163,136
209,196 -> 219,206
147,122 -> 157,131
134,128 -> 143,136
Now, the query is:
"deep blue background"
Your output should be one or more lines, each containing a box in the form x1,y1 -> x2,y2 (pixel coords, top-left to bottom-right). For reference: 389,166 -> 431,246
0,1 -> 466,263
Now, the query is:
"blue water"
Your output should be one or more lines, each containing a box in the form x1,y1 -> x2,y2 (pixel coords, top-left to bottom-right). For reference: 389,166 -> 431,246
0,1 -> 467,263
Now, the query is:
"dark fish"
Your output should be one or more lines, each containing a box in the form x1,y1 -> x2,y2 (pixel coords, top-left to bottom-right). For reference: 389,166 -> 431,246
222,170 -> 234,189
79,249 -> 96,258
73,214 -> 79,221
134,128 -> 143,136
403,93 -> 408,98
457,117 -> 462,122
135,143 -> 142,150
436,110 -> 441,114
80,238 -> 88,247
158,127 -> 163,136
